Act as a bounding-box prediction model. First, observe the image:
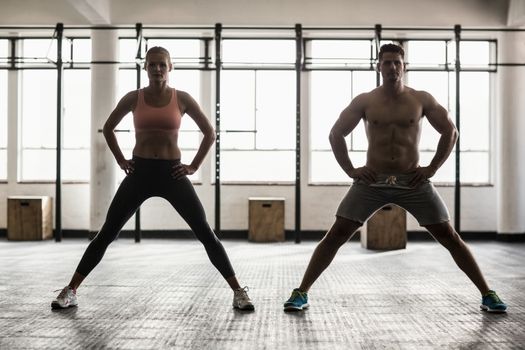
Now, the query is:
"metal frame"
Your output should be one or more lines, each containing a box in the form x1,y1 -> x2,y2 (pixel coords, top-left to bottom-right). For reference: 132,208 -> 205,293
454,25 -> 461,233
1,24 -> 525,241
214,23 -> 222,235
134,23 -> 143,243
295,24 -> 302,243
55,23 -> 64,242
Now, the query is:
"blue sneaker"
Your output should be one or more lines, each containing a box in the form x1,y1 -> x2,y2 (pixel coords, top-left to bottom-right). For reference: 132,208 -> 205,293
481,290 -> 507,313
284,288 -> 309,311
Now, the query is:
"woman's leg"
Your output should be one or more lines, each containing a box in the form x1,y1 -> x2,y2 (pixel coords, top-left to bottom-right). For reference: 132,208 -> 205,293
69,174 -> 147,289
163,176 -> 238,288
164,177 -> 254,310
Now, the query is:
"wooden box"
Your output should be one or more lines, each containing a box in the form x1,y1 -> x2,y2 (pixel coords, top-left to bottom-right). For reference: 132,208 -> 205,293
361,204 -> 406,250
248,197 -> 285,242
7,196 -> 53,241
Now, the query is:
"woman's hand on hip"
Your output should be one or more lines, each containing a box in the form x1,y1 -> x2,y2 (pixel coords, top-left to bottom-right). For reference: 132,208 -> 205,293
118,159 -> 135,175
172,163 -> 196,179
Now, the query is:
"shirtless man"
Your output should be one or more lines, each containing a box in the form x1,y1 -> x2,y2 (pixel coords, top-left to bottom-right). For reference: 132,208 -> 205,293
283,44 -> 506,313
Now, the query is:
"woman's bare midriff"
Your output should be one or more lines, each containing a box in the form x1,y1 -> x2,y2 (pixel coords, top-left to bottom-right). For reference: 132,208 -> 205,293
133,129 -> 181,160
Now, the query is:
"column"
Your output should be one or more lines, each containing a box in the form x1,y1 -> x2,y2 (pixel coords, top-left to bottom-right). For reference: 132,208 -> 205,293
90,29 -> 118,233
496,31 -> 525,236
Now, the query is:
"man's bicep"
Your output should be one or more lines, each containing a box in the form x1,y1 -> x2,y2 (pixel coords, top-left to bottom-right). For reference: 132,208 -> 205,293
426,105 -> 455,134
423,95 -> 454,134
332,103 -> 364,136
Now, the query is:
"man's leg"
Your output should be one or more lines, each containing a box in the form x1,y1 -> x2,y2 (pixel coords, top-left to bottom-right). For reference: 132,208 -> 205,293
424,222 -> 489,294
298,216 -> 362,292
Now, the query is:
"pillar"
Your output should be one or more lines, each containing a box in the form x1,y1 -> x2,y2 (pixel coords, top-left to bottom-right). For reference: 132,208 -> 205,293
90,29 -> 118,233
497,31 -> 525,236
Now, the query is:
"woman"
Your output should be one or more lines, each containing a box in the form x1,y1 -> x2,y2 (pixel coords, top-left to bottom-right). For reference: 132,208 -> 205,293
52,46 -> 254,311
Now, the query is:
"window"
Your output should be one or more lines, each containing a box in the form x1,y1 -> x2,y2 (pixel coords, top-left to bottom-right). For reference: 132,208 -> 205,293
21,69 -> 57,181
448,41 -> 492,70
222,39 -> 295,67
219,39 -> 296,182
0,40 -> 7,180
408,40 -> 492,184
308,40 -> 373,68
67,38 -> 91,66
62,69 -> 91,181
20,38 -> 92,181
308,40 -> 376,183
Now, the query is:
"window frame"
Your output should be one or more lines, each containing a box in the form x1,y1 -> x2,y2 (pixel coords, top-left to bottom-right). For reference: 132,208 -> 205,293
218,37 -> 298,184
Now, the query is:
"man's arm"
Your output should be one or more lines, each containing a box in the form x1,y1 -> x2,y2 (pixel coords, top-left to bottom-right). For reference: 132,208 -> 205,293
409,91 -> 458,186
329,94 -> 376,183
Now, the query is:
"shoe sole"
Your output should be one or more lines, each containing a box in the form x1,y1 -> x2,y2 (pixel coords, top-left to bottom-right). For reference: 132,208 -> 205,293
51,301 -> 78,310
284,303 -> 309,312
480,305 -> 507,313
233,305 -> 255,311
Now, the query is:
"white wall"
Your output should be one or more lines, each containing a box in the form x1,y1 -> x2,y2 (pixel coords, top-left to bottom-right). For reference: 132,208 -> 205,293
0,0 -> 514,234
0,0 -> 509,27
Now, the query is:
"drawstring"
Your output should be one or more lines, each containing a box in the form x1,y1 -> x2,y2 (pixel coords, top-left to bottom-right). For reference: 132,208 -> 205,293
386,175 -> 397,185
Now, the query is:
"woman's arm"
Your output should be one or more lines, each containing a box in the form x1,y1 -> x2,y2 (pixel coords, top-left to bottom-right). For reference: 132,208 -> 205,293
102,90 -> 137,174
171,91 -> 215,179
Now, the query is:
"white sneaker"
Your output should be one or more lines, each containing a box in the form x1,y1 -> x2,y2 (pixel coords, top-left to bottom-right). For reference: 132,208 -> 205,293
51,286 -> 78,309
233,286 -> 254,310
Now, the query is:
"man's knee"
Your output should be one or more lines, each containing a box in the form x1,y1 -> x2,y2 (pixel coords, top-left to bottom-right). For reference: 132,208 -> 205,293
324,217 -> 361,244
425,222 -> 463,247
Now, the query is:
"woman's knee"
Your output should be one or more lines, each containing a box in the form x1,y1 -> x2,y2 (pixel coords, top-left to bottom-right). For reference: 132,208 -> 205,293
92,225 -> 120,246
194,227 -> 221,246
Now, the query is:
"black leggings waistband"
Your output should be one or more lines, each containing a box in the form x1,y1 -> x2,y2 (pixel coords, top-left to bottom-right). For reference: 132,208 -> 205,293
132,155 -> 181,166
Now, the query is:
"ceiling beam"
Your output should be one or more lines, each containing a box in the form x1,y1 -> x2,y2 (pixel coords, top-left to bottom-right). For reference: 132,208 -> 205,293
508,0 -> 525,27
66,0 -> 111,25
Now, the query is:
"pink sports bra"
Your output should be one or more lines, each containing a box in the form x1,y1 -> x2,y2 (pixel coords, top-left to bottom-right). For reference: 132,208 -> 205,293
133,88 -> 182,131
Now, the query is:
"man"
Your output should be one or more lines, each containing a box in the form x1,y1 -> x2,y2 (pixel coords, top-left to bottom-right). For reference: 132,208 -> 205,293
284,44 -> 506,313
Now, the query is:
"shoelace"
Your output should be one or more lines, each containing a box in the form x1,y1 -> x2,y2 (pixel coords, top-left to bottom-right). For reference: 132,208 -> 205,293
235,286 -> 251,301
54,287 -> 74,299
487,292 -> 502,304
291,290 -> 306,300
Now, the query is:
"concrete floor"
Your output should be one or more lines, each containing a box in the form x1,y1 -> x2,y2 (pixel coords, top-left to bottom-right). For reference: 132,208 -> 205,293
0,238 -> 524,350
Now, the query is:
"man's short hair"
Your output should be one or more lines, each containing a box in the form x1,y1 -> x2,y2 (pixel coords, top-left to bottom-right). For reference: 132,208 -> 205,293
378,44 -> 405,61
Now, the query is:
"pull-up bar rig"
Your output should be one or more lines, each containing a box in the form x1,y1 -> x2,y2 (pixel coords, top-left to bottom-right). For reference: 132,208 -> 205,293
2,23 -> 524,243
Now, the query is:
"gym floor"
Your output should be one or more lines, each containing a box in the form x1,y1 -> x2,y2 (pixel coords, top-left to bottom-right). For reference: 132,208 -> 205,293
0,239 -> 523,349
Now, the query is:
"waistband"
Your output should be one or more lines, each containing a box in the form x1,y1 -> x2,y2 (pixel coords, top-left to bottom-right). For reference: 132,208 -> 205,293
368,173 -> 421,189
132,155 -> 181,166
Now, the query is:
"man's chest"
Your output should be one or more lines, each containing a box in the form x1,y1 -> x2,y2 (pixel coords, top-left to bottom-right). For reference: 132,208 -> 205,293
365,99 -> 423,128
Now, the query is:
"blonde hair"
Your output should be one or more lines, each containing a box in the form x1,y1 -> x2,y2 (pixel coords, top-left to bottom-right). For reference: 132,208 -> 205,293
144,46 -> 172,67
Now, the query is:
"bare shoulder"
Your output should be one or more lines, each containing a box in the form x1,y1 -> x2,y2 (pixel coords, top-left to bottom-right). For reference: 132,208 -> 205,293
175,89 -> 191,102
350,88 -> 376,108
175,89 -> 195,111
409,87 -> 437,106
123,89 -> 139,101
118,89 -> 139,111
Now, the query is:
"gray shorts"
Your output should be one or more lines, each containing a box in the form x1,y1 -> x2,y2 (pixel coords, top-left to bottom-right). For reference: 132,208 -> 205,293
336,173 -> 450,226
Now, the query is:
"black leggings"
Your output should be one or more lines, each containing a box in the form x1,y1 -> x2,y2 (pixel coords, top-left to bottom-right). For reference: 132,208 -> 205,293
75,156 -> 235,279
